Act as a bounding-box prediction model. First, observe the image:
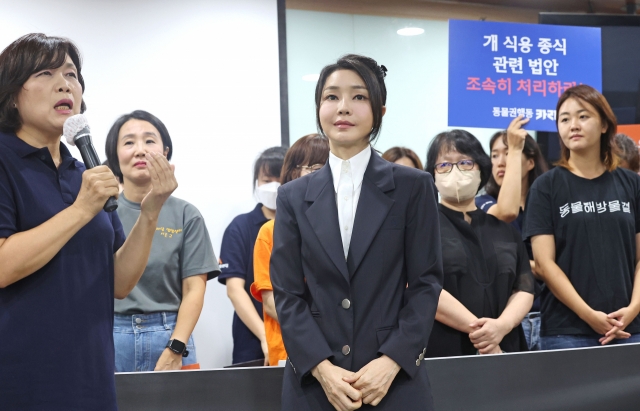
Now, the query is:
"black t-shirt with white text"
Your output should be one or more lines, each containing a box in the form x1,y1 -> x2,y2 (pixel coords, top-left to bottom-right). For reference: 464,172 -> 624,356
523,166 -> 640,336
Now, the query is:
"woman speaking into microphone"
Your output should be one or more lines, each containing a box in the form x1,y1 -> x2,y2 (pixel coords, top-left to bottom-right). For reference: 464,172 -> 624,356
0,34 -> 176,410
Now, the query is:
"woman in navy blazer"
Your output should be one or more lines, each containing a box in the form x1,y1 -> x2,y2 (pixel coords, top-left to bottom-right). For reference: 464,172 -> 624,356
270,55 -> 443,411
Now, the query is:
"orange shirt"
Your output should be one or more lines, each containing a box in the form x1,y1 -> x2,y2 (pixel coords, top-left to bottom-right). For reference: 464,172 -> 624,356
250,220 -> 287,366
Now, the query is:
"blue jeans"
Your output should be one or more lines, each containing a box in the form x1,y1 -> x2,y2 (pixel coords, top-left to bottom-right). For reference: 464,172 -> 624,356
114,312 -> 197,372
541,332 -> 640,350
521,312 -> 541,351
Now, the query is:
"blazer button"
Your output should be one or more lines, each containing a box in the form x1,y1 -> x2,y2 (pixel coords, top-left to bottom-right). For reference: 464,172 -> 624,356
419,353 -> 424,361
341,299 -> 351,309
415,359 -> 421,366
342,345 -> 351,356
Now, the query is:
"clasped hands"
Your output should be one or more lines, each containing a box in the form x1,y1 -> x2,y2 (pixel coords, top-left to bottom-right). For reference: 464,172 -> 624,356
468,317 -> 510,355
312,355 -> 401,411
585,307 -> 638,345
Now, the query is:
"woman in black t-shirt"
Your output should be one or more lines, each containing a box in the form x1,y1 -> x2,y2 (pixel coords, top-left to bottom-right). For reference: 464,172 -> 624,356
476,121 -> 549,352
523,85 -> 640,350
425,130 -> 535,357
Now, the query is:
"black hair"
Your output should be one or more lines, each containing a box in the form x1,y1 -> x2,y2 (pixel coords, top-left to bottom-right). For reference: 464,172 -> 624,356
253,146 -> 288,188
425,129 -> 492,192
0,33 -> 86,132
105,110 -> 173,182
484,131 -> 549,198
315,54 -> 387,144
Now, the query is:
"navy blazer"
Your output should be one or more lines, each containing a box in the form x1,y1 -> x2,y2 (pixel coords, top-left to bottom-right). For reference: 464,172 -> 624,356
271,149 -> 443,411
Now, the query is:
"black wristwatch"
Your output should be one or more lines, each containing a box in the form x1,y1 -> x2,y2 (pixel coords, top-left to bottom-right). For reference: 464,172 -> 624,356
166,339 -> 189,357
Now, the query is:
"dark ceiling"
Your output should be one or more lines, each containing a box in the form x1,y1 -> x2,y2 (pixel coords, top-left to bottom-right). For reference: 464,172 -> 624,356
287,0 -> 640,23
434,0 -> 637,14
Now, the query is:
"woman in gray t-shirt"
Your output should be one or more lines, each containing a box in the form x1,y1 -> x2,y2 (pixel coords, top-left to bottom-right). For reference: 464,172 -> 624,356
105,110 -> 220,372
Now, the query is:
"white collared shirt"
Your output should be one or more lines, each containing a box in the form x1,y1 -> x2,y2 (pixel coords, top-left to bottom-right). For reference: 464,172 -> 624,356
328,146 -> 371,258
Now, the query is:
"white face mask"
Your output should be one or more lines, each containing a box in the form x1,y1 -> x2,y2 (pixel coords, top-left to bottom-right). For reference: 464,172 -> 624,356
434,168 -> 481,203
255,181 -> 280,210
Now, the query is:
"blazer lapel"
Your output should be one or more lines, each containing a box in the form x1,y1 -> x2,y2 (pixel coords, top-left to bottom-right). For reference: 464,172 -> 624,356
304,164 -> 350,282
348,150 -> 395,277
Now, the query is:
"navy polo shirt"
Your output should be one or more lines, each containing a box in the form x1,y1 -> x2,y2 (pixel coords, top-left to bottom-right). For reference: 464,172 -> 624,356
218,203 -> 268,364
476,194 -> 525,232
0,132 -> 125,411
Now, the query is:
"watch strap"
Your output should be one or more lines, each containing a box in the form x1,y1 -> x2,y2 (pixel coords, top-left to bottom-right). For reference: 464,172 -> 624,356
166,339 -> 190,357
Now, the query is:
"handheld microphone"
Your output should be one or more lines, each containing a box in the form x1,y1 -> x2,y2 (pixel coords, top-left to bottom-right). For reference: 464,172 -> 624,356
63,114 -> 118,212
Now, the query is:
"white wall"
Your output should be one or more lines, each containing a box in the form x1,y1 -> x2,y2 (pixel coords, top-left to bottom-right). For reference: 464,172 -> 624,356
286,9 -> 535,156
0,0 -> 281,368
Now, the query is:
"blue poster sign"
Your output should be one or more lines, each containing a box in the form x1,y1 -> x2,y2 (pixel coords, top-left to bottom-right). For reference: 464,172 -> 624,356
448,19 -> 602,132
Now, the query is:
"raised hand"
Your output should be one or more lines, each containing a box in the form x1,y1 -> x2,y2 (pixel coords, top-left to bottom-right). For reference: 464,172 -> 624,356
140,152 -> 178,218
506,115 -> 529,152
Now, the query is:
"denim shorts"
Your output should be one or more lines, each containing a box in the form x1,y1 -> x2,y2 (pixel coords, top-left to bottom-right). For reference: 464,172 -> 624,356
114,312 -> 197,372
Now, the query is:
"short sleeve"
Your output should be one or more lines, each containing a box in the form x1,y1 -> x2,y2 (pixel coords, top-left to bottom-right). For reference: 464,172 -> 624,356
475,194 -> 496,212
512,229 -> 535,295
109,211 -> 126,253
635,174 -> 640,234
217,221 -> 248,284
250,221 -> 275,302
180,205 -> 220,281
0,165 -> 17,238
522,177 -> 554,241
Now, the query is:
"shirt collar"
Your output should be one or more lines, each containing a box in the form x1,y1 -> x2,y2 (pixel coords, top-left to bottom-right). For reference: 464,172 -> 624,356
250,203 -> 270,225
438,203 -> 484,220
58,143 -> 77,166
119,192 -> 141,210
0,131 -> 40,158
329,145 -> 371,192
0,131 -> 78,168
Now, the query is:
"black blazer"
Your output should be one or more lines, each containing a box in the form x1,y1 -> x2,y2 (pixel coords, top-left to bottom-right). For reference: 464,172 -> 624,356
271,149 -> 443,411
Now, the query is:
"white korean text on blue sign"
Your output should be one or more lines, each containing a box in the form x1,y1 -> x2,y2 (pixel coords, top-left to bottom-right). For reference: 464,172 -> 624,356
448,20 -> 602,132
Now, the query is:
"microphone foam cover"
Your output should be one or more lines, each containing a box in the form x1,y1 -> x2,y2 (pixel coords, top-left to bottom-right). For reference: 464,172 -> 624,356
63,114 -> 90,146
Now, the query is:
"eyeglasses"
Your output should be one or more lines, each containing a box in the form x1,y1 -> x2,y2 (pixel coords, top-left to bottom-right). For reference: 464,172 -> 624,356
434,159 -> 475,174
297,164 -> 324,173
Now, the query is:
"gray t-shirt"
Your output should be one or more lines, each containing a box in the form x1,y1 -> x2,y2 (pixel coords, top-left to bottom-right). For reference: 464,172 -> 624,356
114,194 -> 220,315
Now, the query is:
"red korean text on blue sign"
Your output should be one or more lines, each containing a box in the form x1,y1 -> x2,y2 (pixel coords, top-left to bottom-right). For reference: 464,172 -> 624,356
448,20 -> 602,132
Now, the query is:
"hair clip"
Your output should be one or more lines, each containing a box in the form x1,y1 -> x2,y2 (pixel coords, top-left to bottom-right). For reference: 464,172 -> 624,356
379,64 -> 387,78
